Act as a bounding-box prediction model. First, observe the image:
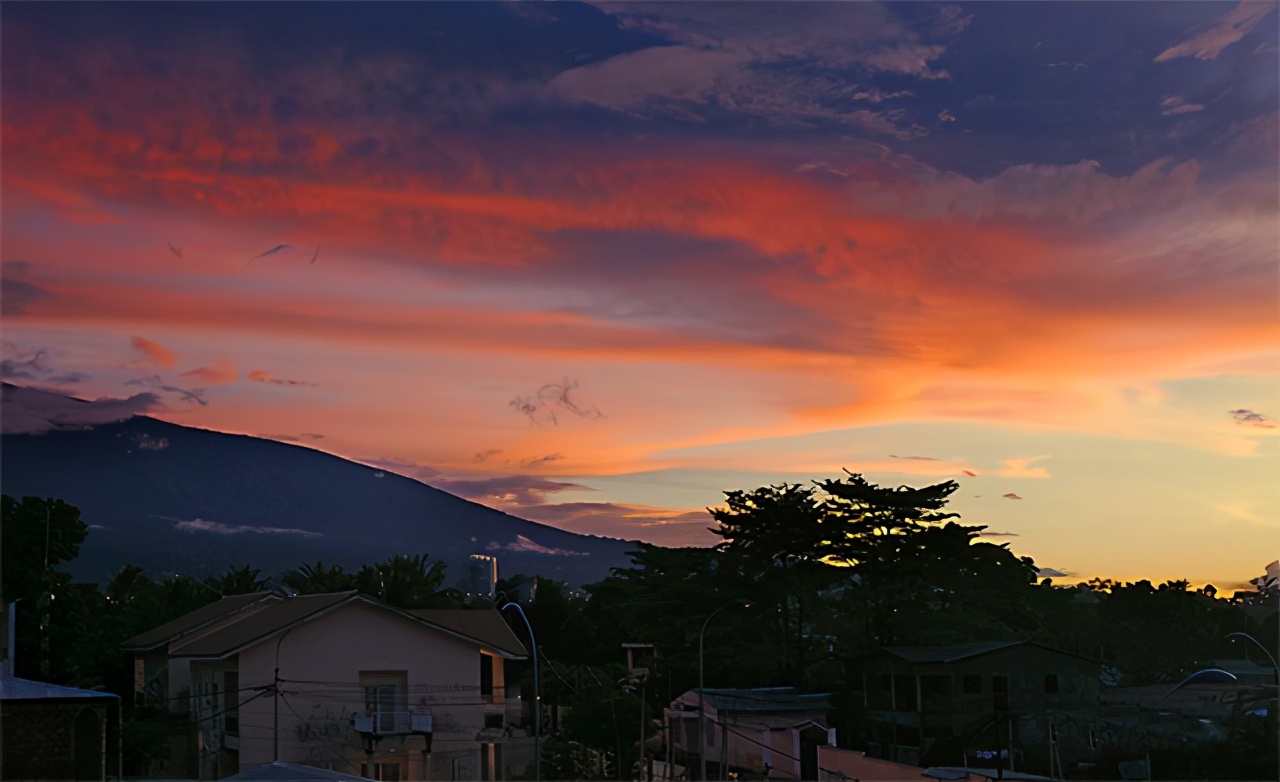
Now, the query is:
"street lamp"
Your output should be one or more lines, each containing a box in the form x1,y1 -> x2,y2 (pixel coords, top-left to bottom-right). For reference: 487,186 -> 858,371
698,599 -> 750,782
1227,632 -> 1280,684
498,594 -> 540,782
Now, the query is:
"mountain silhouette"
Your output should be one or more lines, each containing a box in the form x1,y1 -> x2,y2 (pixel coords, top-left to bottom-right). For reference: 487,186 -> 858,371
0,383 -> 635,586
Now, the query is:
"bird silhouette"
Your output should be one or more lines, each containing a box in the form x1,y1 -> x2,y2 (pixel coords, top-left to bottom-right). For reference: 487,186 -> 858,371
310,245 -> 321,264
167,242 -> 183,259
247,244 -> 295,262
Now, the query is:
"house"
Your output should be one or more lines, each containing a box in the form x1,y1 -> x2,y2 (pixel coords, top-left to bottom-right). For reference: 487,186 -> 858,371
664,687 -> 834,780
122,591 -> 529,781
0,674 -> 121,782
861,641 -> 1100,768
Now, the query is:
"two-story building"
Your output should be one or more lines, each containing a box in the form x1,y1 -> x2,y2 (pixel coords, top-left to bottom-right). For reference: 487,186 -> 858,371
861,641 -> 1100,769
123,591 -> 528,781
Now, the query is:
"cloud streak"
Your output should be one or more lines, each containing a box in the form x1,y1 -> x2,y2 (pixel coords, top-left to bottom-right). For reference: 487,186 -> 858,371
2,383 -> 161,434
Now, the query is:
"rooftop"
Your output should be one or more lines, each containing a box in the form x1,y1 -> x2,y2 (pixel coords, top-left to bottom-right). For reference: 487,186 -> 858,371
692,687 -> 831,713
121,591 -> 280,651
1,675 -> 120,702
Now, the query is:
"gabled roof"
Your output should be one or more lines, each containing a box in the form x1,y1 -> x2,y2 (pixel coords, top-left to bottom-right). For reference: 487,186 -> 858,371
122,591 -> 281,651
1,675 -> 120,703
170,592 -> 360,658
154,592 -> 529,660
693,687 -> 831,713
407,609 -> 527,658
225,761 -> 374,782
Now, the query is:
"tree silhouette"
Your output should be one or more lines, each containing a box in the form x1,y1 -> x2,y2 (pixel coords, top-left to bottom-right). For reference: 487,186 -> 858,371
282,560 -> 355,594
355,553 -> 451,608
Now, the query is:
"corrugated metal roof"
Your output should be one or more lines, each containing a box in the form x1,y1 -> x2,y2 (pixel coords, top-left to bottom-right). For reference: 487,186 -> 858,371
882,641 -> 1024,663
407,609 -> 527,658
224,762 -> 373,782
121,591 -> 280,651
699,687 -> 831,713
169,592 -> 359,658
1,675 -> 120,702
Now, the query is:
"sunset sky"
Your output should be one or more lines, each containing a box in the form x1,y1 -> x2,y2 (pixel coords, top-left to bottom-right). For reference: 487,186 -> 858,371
3,1 -> 1277,589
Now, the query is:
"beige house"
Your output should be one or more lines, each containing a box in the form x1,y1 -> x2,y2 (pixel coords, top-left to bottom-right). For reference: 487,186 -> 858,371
664,687 -> 834,780
123,591 -> 528,781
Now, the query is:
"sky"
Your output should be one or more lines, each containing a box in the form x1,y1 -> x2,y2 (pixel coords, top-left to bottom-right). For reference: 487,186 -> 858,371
2,1 -> 1277,590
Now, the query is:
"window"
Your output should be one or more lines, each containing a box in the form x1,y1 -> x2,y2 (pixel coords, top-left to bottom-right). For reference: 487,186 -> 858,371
919,675 -> 952,711
361,671 -> 408,733
1044,674 -> 1059,694
962,675 -> 982,695
866,675 -> 893,710
484,712 -> 504,729
992,676 -> 1009,713
366,762 -> 401,781
893,675 -> 918,712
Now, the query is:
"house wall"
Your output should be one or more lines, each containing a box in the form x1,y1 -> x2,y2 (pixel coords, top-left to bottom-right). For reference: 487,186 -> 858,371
0,701 -> 111,782
225,601 -> 514,779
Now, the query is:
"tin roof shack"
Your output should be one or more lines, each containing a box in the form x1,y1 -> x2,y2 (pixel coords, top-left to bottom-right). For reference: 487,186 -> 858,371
861,641 -> 1100,771
666,687 -> 833,780
0,675 -> 122,782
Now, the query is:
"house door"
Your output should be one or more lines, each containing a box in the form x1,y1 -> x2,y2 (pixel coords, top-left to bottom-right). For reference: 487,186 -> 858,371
798,725 -> 829,781
74,707 -> 103,781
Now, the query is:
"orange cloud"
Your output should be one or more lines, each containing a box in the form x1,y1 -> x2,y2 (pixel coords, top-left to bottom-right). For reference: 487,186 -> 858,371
178,359 -> 239,386
130,336 -> 179,369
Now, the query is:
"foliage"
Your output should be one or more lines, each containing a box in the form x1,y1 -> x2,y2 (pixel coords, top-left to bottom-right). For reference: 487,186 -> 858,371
354,553 -> 454,608
5,490 -> 1276,782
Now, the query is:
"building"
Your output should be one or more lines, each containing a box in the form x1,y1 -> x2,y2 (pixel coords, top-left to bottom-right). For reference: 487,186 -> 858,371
861,641 -> 1101,768
123,591 -> 529,781
465,556 -> 499,603
0,675 -> 121,782
665,687 -> 835,780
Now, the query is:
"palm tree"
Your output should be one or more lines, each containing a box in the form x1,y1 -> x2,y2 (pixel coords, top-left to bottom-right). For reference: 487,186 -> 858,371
282,561 -> 355,594
355,553 -> 450,608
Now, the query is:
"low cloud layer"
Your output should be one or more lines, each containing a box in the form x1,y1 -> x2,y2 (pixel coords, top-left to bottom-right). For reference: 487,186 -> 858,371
167,516 -> 322,538
2,383 -> 161,434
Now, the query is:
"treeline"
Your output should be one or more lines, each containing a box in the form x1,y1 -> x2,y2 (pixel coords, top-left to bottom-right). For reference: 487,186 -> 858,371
3,476 -> 1277,780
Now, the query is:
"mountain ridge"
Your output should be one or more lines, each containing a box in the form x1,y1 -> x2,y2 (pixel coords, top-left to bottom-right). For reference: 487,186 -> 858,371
1,383 -> 636,586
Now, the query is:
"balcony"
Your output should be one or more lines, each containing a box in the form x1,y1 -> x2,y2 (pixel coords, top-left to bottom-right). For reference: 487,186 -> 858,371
353,712 -> 434,735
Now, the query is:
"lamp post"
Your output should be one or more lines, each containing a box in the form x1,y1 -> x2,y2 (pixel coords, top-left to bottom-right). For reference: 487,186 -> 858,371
499,594 -> 540,782
698,600 -> 750,782
1227,632 -> 1280,684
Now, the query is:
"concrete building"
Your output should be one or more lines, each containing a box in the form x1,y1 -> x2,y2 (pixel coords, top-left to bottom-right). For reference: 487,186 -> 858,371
123,591 -> 528,781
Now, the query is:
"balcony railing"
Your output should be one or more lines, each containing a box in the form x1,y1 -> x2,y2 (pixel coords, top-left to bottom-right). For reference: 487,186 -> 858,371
353,712 -> 433,735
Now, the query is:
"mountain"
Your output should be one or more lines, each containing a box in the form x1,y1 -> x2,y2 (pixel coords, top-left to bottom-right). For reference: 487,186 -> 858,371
0,383 -> 637,586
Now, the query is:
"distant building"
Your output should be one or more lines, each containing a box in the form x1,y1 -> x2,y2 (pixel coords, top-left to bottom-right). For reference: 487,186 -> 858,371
0,675 -> 121,782
123,591 -> 529,781
467,555 -> 499,602
860,641 -> 1101,768
665,687 -> 834,780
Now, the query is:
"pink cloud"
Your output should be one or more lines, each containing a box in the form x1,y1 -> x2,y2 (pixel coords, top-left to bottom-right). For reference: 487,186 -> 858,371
1155,2 -> 1276,62
247,369 -> 315,387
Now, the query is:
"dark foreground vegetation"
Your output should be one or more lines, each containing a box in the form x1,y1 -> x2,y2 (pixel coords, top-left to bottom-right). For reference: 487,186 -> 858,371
3,474 -> 1276,780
